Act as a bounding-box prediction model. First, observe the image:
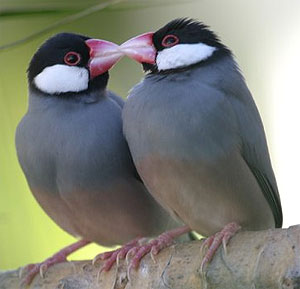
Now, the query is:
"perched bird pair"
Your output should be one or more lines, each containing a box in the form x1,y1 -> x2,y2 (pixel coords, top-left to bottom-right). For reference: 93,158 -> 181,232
16,18 -> 282,285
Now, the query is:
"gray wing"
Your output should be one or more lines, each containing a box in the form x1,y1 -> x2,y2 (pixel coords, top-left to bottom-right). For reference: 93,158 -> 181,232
106,90 -> 145,182
228,86 -> 283,228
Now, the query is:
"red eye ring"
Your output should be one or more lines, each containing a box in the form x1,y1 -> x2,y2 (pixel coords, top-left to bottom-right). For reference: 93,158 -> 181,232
161,34 -> 179,48
64,51 -> 81,66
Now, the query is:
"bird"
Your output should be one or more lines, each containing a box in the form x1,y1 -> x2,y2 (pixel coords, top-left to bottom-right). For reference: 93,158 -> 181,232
15,32 -> 182,285
121,18 -> 283,269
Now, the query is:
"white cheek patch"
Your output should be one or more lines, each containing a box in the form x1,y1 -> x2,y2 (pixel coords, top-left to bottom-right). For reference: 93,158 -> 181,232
34,64 -> 89,94
156,43 -> 217,71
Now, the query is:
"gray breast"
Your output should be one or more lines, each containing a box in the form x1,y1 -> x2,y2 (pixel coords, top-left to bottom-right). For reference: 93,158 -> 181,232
16,92 -> 128,193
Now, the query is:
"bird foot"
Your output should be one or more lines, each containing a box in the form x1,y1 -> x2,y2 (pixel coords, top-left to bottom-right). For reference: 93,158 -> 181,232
92,237 -> 141,271
19,239 -> 90,287
93,225 -> 191,273
200,222 -> 241,273
19,254 -> 67,287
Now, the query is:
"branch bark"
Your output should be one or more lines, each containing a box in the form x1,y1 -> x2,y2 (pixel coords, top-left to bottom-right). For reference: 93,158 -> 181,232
1,225 -> 300,289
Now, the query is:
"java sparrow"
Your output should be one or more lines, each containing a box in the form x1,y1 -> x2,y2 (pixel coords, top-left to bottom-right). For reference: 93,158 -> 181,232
15,32 -> 182,284
121,18 -> 283,268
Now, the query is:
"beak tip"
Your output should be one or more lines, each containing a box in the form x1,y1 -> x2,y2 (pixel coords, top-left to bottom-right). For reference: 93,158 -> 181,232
85,39 -> 122,77
120,32 -> 156,64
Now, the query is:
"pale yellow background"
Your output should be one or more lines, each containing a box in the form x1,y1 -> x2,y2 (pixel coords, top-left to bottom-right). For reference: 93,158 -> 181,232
0,0 -> 299,270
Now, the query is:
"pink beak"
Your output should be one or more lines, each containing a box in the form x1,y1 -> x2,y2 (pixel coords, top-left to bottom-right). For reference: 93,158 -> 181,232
120,32 -> 156,64
85,39 -> 123,79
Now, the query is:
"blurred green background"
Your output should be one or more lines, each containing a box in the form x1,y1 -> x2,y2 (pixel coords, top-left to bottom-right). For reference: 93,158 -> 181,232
1,0 -> 300,270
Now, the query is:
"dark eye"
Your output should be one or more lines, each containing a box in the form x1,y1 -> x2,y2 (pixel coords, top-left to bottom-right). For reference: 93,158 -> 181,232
64,51 -> 81,66
161,34 -> 179,48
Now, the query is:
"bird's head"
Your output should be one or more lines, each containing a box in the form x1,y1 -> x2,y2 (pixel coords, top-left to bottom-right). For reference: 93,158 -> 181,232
28,33 -> 122,95
120,18 -> 231,73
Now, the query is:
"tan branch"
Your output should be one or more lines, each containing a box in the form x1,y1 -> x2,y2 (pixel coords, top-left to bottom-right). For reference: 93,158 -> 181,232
1,225 -> 300,289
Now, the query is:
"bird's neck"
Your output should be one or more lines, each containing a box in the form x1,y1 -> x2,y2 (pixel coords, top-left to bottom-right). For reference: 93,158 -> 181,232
27,86 -> 107,113
146,54 -> 244,91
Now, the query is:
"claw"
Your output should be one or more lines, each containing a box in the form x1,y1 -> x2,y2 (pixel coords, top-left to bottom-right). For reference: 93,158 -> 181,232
200,236 -> 213,257
39,264 -> 47,278
150,247 -> 157,264
116,253 -> 121,267
222,237 -> 228,256
19,267 -> 26,279
200,222 -> 241,274
127,264 -> 132,284
92,256 -> 99,265
19,240 -> 90,287
125,247 -> 138,265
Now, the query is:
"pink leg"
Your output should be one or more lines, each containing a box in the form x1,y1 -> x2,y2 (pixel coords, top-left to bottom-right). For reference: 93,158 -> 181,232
20,239 -> 90,287
93,226 -> 191,273
200,222 -> 241,272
